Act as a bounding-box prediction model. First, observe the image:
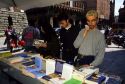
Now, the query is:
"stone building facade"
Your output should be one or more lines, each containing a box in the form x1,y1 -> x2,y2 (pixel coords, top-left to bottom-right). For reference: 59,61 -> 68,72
0,8 -> 28,32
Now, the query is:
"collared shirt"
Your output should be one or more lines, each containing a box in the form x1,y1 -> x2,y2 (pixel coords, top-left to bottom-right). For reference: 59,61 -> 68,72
65,24 -> 71,30
74,28 -> 106,66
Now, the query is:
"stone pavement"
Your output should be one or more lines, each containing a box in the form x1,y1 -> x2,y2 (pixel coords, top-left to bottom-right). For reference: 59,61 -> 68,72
99,46 -> 125,83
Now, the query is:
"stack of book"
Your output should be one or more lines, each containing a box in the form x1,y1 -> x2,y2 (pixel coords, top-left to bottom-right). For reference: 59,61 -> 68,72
37,60 -> 74,84
21,57 -> 44,79
42,59 -> 64,81
79,67 -> 99,78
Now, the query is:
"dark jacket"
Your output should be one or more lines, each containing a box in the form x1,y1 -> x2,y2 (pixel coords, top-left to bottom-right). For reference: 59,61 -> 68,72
39,29 -> 60,58
60,25 -> 79,52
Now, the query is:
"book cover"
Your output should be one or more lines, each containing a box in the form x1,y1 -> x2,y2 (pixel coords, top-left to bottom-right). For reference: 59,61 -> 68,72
61,63 -> 74,80
7,56 -> 24,64
87,74 -> 106,84
15,53 -> 30,58
46,59 -> 55,75
55,60 -> 64,74
41,59 -> 46,72
64,78 -> 82,84
32,71 -> 46,79
22,61 -> 35,66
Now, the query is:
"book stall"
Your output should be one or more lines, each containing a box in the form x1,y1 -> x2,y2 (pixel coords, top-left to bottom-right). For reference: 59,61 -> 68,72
0,52 -> 123,84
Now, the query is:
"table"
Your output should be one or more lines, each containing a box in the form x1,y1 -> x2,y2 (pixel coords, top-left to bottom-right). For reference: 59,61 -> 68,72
0,56 -> 123,84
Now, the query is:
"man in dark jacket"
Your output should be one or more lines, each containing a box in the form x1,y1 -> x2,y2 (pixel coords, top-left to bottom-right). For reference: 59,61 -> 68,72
58,14 -> 79,64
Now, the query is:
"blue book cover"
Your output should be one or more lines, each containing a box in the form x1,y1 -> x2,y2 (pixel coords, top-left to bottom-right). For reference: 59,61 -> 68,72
32,71 -> 46,78
87,75 -> 106,84
55,60 -> 65,74
16,53 -> 30,58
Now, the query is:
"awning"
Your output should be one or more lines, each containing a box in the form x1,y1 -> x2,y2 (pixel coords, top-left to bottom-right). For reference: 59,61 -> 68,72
0,0 -> 74,10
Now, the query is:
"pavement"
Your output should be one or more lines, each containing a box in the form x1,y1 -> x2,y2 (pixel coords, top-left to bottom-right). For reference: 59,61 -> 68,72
0,37 -> 125,83
99,43 -> 125,83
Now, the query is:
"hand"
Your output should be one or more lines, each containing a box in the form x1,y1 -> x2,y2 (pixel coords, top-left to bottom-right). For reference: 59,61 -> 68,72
35,44 -> 41,48
85,25 -> 90,31
40,43 -> 47,48
83,25 -> 90,38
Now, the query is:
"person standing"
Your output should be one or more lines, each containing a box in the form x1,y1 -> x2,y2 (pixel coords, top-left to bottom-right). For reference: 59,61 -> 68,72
74,10 -> 106,67
58,14 -> 79,64
4,26 -> 17,49
22,20 -> 40,52
35,23 -> 60,58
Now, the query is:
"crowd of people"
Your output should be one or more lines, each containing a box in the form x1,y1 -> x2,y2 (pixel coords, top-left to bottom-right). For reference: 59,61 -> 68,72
4,10 -> 106,67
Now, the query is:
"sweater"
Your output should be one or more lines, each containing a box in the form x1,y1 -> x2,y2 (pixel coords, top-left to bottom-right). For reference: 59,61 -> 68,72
74,28 -> 106,66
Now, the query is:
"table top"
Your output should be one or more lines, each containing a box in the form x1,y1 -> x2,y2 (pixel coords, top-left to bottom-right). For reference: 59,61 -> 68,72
0,56 -> 123,84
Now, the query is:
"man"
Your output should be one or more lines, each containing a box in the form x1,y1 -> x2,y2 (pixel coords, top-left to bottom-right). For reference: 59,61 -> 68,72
58,14 -> 79,64
74,10 -> 106,67
22,20 -> 40,52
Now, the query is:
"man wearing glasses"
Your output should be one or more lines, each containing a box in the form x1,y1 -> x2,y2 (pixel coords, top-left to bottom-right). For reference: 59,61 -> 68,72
74,10 -> 106,67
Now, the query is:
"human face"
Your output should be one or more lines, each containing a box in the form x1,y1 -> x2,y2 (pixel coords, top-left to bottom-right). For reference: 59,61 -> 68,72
86,16 -> 97,29
59,20 -> 69,29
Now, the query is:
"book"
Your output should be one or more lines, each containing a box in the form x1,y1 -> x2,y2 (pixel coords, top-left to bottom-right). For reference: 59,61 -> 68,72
26,57 -> 42,72
31,71 -> 46,79
84,80 -> 98,84
22,69 -> 36,78
42,60 -> 64,82
50,78 -> 66,84
27,53 -> 41,58
55,60 -> 64,74
15,53 -> 30,58
64,78 -> 98,84
0,51 -> 12,59
22,61 -> 35,66
42,75 -> 52,81
72,70 -> 85,82
87,74 -> 106,84
41,58 -> 46,72
61,63 -> 74,80
48,73 -> 61,78
7,56 -> 24,64
46,59 -> 55,75
42,73 -> 61,82
39,78 -> 52,84
79,68 -> 99,78
64,78 -> 82,84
